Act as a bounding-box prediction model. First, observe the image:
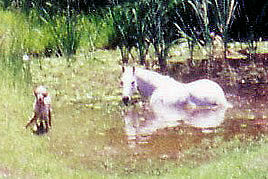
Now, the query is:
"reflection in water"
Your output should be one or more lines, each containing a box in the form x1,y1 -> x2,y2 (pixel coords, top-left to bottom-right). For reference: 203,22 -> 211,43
121,95 -> 268,162
124,104 -> 228,145
184,107 -> 227,128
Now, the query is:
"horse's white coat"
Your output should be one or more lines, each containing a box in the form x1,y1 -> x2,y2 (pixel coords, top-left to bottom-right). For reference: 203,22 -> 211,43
151,79 -> 232,109
121,67 -> 181,100
122,67 -> 232,144
121,66 -> 232,108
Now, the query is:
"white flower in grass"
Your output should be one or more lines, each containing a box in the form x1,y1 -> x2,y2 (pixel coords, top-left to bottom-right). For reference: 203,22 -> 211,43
23,54 -> 30,61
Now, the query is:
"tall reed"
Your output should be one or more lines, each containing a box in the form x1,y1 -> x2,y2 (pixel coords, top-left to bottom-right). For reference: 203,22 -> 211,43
40,7 -> 81,61
111,5 -> 137,64
0,10 -> 33,85
79,12 -> 114,52
212,0 -> 238,57
175,0 -> 238,59
144,0 -> 175,70
188,0 -> 211,44
111,0 -> 179,70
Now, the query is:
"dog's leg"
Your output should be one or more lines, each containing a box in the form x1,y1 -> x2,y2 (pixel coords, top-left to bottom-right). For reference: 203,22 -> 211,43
44,120 -> 49,132
38,120 -> 44,131
48,109 -> 52,128
25,113 -> 37,129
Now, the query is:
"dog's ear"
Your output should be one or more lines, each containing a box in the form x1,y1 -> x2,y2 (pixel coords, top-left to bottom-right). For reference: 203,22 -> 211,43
33,89 -> 37,98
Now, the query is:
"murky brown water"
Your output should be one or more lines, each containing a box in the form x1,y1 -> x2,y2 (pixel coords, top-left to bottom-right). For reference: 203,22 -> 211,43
120,94 -> 268,159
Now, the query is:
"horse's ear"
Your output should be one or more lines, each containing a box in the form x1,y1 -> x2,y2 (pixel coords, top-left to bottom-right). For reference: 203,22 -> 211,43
132,66 -> 135,74
122,66 -> 125,73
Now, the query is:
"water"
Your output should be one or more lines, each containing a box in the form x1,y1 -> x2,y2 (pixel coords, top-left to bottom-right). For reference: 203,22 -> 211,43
124,105 -> 227,146
121,94 -> 268,155
29,57 -> 268,174
27,52 -> 268,175
29,91 -> 268,175
60,93 -> 268,174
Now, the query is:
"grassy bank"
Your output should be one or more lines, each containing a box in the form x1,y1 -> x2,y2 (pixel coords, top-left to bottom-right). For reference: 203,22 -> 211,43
0,49 -> 268,178
0,50 -> 121,178
1,6 -> 268,179
168,139 -> 268,179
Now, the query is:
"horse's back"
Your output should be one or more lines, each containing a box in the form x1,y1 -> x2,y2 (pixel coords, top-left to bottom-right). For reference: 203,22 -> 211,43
150,82 -> 189,106
186,79 -> 232,108
187,79 -> 224,94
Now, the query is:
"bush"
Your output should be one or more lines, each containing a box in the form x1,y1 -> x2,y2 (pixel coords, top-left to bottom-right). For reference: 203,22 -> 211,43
79,12 -> 115,51
111,0 -> 181,70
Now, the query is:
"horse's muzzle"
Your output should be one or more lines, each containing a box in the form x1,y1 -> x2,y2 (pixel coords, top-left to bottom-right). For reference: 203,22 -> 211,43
122,96 -> 130,105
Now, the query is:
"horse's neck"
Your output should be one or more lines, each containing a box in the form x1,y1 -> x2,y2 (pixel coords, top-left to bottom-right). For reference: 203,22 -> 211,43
135,68 -> 180,97
136,68 -> 161,84
134,68 -> 157,97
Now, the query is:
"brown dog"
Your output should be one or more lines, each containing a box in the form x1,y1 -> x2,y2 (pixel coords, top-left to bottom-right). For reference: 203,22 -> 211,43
25,86 -> 52,132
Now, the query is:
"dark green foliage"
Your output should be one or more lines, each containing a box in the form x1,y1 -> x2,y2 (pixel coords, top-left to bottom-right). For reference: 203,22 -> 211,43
143,0 -> 178,70
231,0 -> 268,41
0,0 -> 267,71
110,0 -> 238,68
38,2 -> 82,59
0,0 -> 136,14
111,0 -> 182,70
111,5 -> 137,64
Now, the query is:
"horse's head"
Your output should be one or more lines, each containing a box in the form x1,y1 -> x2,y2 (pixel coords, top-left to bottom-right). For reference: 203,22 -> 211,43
121,66 -> 138,105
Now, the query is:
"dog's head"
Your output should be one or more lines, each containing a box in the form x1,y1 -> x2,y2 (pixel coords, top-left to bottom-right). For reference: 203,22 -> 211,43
34,86 -> 49,105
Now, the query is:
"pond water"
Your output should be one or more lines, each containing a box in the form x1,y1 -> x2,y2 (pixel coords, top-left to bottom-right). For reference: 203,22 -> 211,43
124,104 -> 227,146
30,56 -> 268,175
19,47 -> 267,177
47,88 -> 268,175
120,93 -> 268,157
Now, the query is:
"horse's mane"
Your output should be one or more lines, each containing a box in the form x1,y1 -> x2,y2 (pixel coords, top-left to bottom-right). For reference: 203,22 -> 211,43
135,67 -> 182,88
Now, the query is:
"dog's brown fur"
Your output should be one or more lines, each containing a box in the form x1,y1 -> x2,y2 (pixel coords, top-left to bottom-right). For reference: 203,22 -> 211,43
25,86 -> 52,132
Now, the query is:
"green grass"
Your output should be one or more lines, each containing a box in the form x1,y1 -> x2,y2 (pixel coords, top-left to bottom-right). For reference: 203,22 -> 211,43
1,7 -> 268,179
0,9 -> 49,55
168,141 -> 268,179
168,41 -> 268,64
0,9 -> 114,58
0,50 -> 122,178
1,48 -> 268,178
79,13 -> 114,51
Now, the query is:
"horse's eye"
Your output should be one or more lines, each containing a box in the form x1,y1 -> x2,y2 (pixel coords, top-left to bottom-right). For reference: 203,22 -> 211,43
131,81 -> 135,86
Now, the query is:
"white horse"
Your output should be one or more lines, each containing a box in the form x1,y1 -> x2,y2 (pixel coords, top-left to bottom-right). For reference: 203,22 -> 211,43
121,66 -> 181,105
120,66 -> 232,108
